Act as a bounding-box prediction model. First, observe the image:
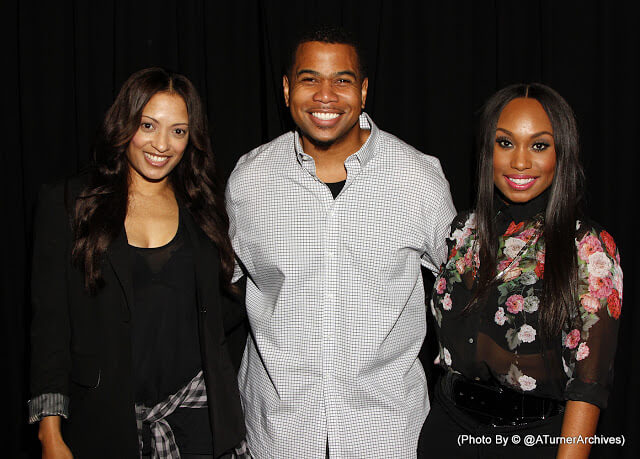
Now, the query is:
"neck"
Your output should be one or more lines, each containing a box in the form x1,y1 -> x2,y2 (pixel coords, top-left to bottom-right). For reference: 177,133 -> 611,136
128,169 -> 174,198
301,125 -> 370,182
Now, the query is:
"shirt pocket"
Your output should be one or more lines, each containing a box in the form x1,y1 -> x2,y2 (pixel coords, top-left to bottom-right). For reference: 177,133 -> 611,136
70,353 -> 101,389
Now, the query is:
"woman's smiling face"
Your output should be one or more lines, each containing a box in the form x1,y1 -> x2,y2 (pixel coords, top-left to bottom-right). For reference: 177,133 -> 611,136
493,97 -> 556,203
126,91 -> 189,184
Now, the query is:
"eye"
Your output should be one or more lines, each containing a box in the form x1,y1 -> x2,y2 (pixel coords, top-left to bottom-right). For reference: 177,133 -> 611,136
140,122 -> 154,131
495,136 -> 513,149
173,128 -> 188,136
300,77 -> 317,83
335,78 -> 353,85
531,141 -> 550,151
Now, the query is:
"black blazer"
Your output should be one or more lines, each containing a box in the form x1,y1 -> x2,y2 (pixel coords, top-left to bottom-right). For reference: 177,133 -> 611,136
30,176 -> 246,458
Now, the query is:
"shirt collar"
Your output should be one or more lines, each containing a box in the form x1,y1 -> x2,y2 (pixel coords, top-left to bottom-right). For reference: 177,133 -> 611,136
495,188 -> 550,224
293,112 -> 379,168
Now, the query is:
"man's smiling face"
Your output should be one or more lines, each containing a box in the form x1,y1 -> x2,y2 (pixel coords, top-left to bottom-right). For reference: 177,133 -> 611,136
283,41 -> 368,149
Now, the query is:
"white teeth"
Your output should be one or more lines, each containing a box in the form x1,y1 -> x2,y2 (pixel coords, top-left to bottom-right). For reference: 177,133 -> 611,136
312,112 -> 340,120
510,177 -> 535,185
144,152 -> 169,163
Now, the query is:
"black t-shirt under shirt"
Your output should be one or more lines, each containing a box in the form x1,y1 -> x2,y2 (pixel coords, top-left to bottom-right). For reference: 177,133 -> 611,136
326,180 -> 346,199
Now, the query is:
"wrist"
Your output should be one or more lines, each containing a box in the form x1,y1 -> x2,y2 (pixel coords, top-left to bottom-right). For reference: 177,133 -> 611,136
38,416 -> 63,443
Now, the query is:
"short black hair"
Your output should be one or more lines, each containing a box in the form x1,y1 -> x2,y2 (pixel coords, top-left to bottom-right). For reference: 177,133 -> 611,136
285,25 -> 367,78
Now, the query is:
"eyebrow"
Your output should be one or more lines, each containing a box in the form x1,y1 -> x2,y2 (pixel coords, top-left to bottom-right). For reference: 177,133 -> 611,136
496,128 -> 553,138
296,69 -> 358,79
141,115 -> 188,126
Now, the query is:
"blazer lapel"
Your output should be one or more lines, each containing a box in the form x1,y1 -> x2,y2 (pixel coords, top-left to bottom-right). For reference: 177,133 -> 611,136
182,209 -> 218,313
106,228 -> 134,322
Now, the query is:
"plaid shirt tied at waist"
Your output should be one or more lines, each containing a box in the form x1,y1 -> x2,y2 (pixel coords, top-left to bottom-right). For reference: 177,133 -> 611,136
135,371 -> 207,459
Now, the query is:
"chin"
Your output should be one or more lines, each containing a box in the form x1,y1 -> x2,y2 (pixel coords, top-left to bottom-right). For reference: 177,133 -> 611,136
509,197 -> 533,203
133,167 -> 171,183
501,191 -> 541,204
144,175 -> 169,183
299,128 -> 338,148
308,136 -> 337,148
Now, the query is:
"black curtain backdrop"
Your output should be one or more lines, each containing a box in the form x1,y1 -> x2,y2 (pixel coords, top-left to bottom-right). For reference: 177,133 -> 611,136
4,1 -> 638,457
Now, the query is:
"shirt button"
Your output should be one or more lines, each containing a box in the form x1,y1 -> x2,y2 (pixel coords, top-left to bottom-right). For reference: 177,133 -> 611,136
468,338 -> 474,344
326,293 -> 336,301
327,251 -> 335,258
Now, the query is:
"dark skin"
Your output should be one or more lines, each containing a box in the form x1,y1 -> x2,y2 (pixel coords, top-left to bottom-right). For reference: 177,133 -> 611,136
493,98 -> 599,458
557,401 -> 600,458
283,41 -> 369,183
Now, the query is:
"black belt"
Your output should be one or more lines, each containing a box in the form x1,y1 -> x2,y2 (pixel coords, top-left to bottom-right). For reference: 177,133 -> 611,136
441,371 -> 564,427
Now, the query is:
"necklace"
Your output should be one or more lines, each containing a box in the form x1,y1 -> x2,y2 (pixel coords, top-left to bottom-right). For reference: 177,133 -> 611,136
470,218 -> 543,282
494,218 -> 543,282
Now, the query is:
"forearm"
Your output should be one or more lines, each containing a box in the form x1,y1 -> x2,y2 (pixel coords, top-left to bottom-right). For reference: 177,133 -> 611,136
38,415 -> 63,443
38,415 -> 73,459
557,400 -> 600,458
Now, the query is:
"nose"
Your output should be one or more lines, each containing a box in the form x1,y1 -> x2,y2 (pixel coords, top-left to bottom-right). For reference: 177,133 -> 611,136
313,81 -> 338,104
151,130 -> 170,153
510,145 -> 532,171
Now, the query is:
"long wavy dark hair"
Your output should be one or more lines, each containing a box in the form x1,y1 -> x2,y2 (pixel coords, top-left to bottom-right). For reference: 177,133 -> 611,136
72,67 -> 234,294
469,83 -> 584,339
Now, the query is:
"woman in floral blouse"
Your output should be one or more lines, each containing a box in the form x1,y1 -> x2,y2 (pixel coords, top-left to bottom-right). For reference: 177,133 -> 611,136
419,83 -> 622,458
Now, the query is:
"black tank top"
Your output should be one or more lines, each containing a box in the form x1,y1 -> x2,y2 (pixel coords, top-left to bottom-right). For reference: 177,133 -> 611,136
129,213 -> 213,454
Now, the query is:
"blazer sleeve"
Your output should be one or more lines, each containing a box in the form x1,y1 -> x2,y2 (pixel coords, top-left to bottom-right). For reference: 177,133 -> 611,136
29,182 -> 73,420
220,277 -> 248,372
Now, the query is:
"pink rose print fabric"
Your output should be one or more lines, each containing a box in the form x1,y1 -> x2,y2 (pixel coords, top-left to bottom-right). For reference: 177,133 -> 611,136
431,209 -> 622,409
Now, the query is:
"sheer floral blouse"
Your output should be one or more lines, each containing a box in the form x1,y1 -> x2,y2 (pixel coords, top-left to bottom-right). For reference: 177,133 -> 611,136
431,194 -> 623,408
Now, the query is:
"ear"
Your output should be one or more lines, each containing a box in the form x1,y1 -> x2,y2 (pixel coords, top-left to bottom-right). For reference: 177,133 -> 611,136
360,77 -> 369,109
283,75 -> 290,107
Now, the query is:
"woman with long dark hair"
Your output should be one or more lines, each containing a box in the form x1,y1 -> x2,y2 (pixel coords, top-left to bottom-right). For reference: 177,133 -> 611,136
419,83 -> 622,458
29,67 -> 247,458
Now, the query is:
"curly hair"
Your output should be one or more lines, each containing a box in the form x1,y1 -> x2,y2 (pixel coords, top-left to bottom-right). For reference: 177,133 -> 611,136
72,67 -> 234,293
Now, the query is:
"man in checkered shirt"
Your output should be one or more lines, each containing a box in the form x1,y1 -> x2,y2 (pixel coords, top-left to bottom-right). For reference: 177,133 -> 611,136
226,26 -> 456,458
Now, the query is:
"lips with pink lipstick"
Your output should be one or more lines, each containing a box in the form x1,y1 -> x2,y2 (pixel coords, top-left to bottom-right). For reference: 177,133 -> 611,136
504,174 -> 538,191
143,151 -> 171,167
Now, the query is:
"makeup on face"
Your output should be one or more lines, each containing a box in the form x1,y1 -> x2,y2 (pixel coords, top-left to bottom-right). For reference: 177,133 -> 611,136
493,98 -> 556,203
126,92 -> 189,184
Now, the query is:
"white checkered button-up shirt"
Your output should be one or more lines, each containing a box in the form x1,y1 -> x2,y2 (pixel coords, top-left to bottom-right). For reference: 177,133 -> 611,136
227,114 -> 456,458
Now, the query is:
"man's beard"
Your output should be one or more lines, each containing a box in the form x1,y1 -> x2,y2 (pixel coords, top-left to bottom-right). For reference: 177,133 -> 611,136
298,119 -> 358,150
304,134 -> 335,149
